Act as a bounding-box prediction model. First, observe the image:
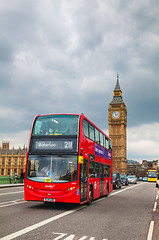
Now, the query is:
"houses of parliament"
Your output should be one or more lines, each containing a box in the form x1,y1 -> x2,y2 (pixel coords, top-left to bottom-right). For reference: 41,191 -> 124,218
0,141 -> 27,176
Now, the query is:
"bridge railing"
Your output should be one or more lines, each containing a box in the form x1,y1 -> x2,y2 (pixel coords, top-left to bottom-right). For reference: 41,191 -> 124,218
0,176 -> 23,184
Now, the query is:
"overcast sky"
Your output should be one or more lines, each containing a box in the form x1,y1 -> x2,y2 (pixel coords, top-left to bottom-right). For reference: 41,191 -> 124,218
0,0 -> 159,161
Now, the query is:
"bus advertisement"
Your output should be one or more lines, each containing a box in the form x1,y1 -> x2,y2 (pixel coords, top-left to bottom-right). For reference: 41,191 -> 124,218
24,114 -> 113,204
147,170 -> 158,182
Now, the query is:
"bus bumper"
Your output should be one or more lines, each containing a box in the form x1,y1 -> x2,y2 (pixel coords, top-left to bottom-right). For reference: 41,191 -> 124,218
148,178 -> 157,182
24,183 -> 80,203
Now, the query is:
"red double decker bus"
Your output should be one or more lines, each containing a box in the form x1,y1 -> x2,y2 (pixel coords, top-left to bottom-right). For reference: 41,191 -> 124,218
24,114 -> 113,204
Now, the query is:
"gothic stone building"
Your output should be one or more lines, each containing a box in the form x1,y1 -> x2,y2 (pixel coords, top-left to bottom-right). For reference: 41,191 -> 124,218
0,141 -> 27,176
142,160 -> 158,171
108,74 -> 127,174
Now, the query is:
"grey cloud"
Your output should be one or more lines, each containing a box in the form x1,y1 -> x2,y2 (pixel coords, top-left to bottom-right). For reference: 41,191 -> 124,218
0,0 -> 159,159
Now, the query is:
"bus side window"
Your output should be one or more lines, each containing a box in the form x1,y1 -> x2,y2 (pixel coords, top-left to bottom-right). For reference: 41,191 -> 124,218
104,165 -> 110,177
100,132 -> 104,146
95,128 -> 100,144
105,137 -> 109,149
83,119 -> 89,138
95,162 -> 99,177
103,136 -> 106,148
89,161 -> 95,178
108,140 -> 112,151
89,124 -> 95,141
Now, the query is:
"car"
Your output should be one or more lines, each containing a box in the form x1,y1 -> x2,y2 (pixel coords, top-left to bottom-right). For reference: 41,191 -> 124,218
120,174 -> 129,186
113,172 -> 122,189
156,178 -> 159,188
142,177 -> 148,182
127,175 -> 137,184
139,177 -> 143,181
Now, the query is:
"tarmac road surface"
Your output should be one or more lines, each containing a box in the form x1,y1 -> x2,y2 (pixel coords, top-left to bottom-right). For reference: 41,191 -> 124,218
0,182 -> 158,240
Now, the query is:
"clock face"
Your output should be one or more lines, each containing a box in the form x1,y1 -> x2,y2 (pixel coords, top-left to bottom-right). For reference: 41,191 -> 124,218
112,111 -> 120,119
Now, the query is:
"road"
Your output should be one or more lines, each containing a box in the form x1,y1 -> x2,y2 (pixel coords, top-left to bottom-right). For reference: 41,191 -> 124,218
0,182 -> 158,240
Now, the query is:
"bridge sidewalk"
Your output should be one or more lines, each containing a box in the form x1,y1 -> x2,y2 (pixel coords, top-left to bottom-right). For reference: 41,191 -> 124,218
0,183 -> 24,188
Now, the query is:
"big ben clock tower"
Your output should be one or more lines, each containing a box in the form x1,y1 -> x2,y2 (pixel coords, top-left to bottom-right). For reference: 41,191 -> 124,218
108,74 -> 127,174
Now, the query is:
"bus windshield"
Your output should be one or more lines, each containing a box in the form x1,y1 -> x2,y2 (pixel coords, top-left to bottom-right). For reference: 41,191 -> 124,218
148,171 -> 157,178
26,155 -> 78,183
32,115 -> 79,136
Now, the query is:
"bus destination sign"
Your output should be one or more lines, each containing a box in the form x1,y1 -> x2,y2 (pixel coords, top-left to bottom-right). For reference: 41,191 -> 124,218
35,140 -> 73,150
31,138 -> 77,153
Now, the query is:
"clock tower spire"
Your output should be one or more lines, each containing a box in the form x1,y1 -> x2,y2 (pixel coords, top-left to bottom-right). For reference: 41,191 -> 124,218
108,74 -> 127,174
115,72 -> 120,90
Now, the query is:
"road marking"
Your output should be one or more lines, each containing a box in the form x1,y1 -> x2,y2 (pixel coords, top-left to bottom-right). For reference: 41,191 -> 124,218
0,199 -> 26,208
156,195 -> 158,200
147,221 -> 154,240
62,235 -> 75,240
52,233 -> 67,240
0,199 -> 23,205
110,183 -> 145,197
153,202 -> 157,212
78,236 -> 87,240
0,205 -> 86,240
52,233 -> 104,240
0,191 -> 23,196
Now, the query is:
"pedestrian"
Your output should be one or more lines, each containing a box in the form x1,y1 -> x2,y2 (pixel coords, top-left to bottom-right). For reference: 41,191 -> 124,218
14,172 -> 18,184
20,171 -> 24,183
10,172 -> 14,184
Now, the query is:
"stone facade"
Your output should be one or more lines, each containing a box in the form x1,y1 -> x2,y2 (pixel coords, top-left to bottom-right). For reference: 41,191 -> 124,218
108,74 -> 127,174
142,160 -> 158,170
0,141 -> 27,176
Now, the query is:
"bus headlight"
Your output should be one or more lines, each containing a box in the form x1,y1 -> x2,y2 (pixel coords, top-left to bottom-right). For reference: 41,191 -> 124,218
27,185 -> 34,190
66,186 -> 75,192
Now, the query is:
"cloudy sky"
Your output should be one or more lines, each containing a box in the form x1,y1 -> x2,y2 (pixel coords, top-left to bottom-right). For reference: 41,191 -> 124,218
0,0 -> 159,161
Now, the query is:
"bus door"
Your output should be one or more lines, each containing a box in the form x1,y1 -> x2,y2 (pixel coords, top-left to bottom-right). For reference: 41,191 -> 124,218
100,163 -> 104,197
80,159 -> 88,202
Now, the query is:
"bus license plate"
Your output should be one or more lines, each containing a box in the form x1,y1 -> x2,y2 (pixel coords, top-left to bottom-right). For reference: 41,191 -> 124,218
44,198 -> 55,202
